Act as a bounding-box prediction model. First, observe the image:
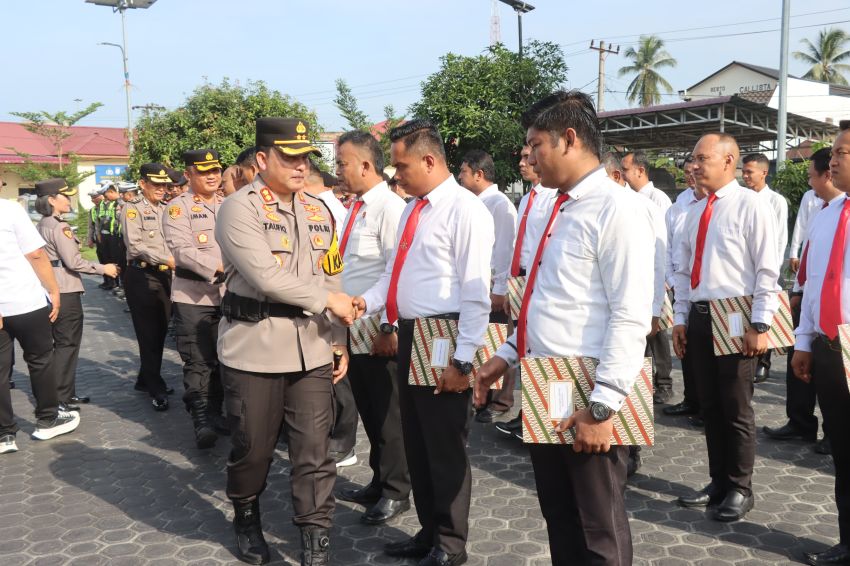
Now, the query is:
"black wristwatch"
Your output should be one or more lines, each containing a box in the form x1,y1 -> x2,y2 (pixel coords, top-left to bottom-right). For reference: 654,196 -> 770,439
752,322 -> 770,334
379,323 -> 397,334
451,358 -> 474,376
589,401 -> 615,422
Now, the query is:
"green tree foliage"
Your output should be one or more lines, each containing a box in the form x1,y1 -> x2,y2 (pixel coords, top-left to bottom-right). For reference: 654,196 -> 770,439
772,159 -> 811,220
618,35 -> 677,107
334,79 -> 371,132
131,79 -> 321,176
793,27 -> 850,86
9,152 -> 93,189
410,41 -> 568,187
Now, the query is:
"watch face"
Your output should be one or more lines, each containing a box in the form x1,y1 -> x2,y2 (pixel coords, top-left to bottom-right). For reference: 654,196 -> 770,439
591,403 -> 611,421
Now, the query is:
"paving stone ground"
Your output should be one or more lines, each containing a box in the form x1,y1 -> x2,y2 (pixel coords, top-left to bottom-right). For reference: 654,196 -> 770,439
0,275 -> 840,565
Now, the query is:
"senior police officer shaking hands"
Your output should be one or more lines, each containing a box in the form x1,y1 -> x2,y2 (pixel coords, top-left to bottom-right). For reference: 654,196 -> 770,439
215,117 -> 356,566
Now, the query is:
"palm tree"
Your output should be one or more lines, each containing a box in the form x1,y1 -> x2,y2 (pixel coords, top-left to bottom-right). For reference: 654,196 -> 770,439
793,27 -> 850,86
617,35 -> 677,107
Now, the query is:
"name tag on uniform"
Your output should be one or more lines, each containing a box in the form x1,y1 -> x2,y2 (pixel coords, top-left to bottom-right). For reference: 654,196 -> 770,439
548,381 -> 574,421
430,337 -> 451,368
728,312 -> 744,338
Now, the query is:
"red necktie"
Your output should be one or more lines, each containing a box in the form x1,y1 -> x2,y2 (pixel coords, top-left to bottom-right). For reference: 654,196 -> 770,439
516,193 -> 570,357
797,202 -> 829,287
820,197 -> 850,339
510,189 -> 537,277
339,200 -> 363,257
690,192 -> 718,289
385,198 -> 429,325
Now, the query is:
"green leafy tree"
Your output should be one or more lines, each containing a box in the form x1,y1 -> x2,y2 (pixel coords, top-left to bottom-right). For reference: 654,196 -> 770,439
131,79 -> 321,175
793,27 -> 850,86
772,159 -> 811,220
334,79 -> 371,132
411,41 -> 568,187
618,35 -> 677,107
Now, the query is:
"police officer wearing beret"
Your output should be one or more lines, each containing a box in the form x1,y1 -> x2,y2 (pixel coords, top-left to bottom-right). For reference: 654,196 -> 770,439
216,118 -> 356,565
122,164 -> 176,411
36,179 -> 119,410
162,149 -> 228,448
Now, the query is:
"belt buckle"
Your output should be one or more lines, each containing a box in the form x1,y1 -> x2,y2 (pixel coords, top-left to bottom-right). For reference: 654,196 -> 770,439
694,303 -> 709,314
157,264 -> 168,272
139,261 -> 148,268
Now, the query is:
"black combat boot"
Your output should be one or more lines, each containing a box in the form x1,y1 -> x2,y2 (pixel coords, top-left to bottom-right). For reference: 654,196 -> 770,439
189,397 -> 217,449
300,526 -> 330,566
232,499 -> 270,565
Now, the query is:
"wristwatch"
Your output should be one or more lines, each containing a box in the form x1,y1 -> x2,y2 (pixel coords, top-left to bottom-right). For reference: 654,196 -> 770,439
589,401 -> 615,422
379,323 -> 397,334
451,358 -> 474,376
752,322 -> 770,334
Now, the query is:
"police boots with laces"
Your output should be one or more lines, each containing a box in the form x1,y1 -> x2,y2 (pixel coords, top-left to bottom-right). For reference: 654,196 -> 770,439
232,499 -> 269,565
300,526 -> 330,566
188,397 -> 217,449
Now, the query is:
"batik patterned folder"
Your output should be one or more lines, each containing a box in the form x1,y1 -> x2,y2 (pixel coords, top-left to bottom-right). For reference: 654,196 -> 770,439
506,276 -> 527,321
349,314 -> 381,355
709,291 -> 795,356
838,324 -> 850,394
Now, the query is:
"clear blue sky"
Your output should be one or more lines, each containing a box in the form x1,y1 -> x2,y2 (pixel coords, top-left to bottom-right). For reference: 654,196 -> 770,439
2,0 -> 848,132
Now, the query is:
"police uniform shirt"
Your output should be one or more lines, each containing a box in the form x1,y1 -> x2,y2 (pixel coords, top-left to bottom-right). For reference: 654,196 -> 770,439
637,181 -> 673,214
790,189 -> 825,260
516,183 -> 558,273
478,184 -> 518,296
163,191 -> 225,306
755,185 -> 789,267
341,181 -> 406,297
37,215 -> 105,293
494,167 -> 655,411
121,196 -> 171,266
0,200 -> 49,317
673,180 -> 781,326
215,177 -> 347,373
360,174 -> 494,362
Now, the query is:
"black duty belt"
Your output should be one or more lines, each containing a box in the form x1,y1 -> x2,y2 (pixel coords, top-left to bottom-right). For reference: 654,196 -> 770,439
50,259 -> 66,268
221,291 -> 307,323
175,267 -> 226,285
129,259 -> 170,273
816,333 -> 842,352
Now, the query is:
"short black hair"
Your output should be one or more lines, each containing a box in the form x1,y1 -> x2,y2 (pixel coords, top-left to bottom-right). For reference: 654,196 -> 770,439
683,154 -> 694,165
461,149 -> 496,183
521,90 -> 602,159
811,147 -> 832,174
338,130 -> 384,173
840,120 -> 850,131
742,153 -> 770,167
389,119 -> 446,161
35,195 -> 53,217
628,150 -> 651,172
236,146 -> 257,167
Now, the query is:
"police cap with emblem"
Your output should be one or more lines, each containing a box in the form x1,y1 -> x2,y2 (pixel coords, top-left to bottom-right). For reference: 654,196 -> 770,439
117,181 -> 139,194
166,167 -> 188,186
35,178 -> 77,197
256,118 -> 321,157
183,149 -> 222,172
139,163 -> 172,184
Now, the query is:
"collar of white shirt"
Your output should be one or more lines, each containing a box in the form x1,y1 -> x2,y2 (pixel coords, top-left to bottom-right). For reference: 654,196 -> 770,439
480,184 -> 500,198
713,179 -> 739,200
566,165 -> 607,200
420,174 -> 456,207
359,180 -> 389,206
638,181 -> 656,197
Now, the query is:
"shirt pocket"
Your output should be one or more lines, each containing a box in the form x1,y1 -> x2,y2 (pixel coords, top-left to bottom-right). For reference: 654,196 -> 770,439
352,224 -> 380,257
266,231 -> 294,269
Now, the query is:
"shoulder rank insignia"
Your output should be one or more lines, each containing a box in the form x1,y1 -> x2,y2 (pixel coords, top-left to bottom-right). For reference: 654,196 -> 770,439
307,213 -> 326,222
260,188 -> 274,203
198,233 -> 208,244
266,212 -> 282,222
191,205 -> 203,213
262,204 -> 275,212
168,205 -> 182,219
321,233 -> 344,276
303,203 -> 322,213
193,194 -> 201,203
126,209 -> 138,220
62,226 -> 74,239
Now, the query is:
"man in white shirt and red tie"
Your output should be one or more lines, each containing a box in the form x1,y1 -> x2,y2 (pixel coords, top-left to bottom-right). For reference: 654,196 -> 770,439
673,133 -> 780,522
457,149 -> 518,423
621,151 -> 673,214
333,130 -> 412,525
792,121 -> 850,566
790,188 -> 826,274
353,120 -> 494,566
475,91 -> 655,566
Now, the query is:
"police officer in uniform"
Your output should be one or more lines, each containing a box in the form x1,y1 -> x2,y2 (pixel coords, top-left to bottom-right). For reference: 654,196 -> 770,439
36,179 -> 119,410
98,183 -> 123,290
122,164 -> 176,411
163,149 -> 228,448
215,117 -> 355,565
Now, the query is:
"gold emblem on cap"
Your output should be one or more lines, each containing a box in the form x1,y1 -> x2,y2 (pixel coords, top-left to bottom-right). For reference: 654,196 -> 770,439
205,152 -> 213,161
296,121 -> 307,141
159,169 -> 166,176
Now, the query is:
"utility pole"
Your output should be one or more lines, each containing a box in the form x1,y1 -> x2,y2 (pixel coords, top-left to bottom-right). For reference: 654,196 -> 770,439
589,40 -> 619,112
777,0 -> 791,169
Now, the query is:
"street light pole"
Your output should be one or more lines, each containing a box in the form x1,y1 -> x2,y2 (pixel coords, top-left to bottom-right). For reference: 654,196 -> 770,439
498,0 -> 535,58
776,0 -> 791,170
99,39 -> 132,154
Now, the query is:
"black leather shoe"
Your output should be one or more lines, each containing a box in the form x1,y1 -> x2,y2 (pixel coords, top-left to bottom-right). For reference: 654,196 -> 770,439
677,483 -> 725,508
804,543 -> 850,565
475,406 -> 507,423
713,489 -> 754,522
754,366 -> 769,383
59,403 -> 80,413
763,422 -> 816,442
816,438 -> 833,455
495,413 -> 522,435
688,416 -> 705,427
384,536 -> 431,558
70,395 -> 90,404
418,548 -> 468,566
653,388 -> 672,404
362,497 -> 410,525
663,401 -> 699,416
152,396 -> 169,411
338,485 -> 381,506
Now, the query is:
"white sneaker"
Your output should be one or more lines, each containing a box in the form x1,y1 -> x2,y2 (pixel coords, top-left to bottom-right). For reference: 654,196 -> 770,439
0,434 -> 17,454
335,450 -> 357,468
32,412 -> 80,440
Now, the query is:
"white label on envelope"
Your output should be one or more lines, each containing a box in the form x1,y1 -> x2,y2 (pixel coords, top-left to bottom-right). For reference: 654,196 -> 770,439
430,338 -> 451,368
728,312 -> 744,338
548,381 -> 574,421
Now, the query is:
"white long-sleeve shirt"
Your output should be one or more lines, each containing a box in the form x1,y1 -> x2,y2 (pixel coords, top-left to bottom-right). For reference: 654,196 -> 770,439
789,189 -> 825,259
479,184 -> 517,295
624,185 -> 667,316
516,184 -> 558,272
673,180 -> 781,326
665,188 -> 701,288
341,181 -> 406,297
361,174 -> 494,362
796,195 -> 850,352
637,181 -> 673,214
317,190 -> 348,240
791,194 -> 841,293
495,167 -> 654,411
754,185 -> 789,267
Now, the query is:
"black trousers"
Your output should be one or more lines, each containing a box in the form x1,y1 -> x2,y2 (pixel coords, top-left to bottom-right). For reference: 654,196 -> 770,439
329,375 -> 358,456
0,306 -> 58,434
348,353 -> 411,500
688,306 -> 757,494
95,238 -> 108,285
647,329 -> 673,392
812,338 -> 850,543
223,363 -> 336,528
785,296 -> 819,435
52,292 -> 84,404
671,291 -> 699,408
172,303 -> 222,409
101,233 -> 123,287
398,319 -> 472,555
529,444 -> 632,566
125,266 -> 171,397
